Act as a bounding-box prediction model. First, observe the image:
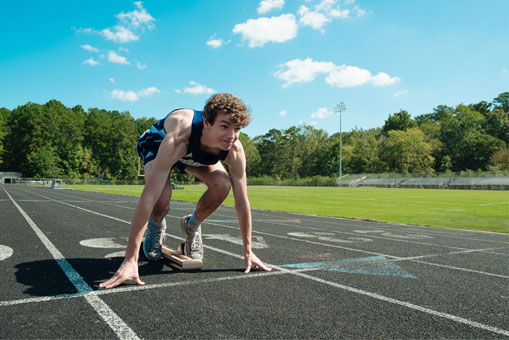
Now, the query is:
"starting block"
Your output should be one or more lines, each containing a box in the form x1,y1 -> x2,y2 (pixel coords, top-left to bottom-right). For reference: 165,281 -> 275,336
161,243 -> 202,270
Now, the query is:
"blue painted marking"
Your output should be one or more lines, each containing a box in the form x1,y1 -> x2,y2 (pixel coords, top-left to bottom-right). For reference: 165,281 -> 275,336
56,259 -> 94,294
280,256 -> 416,279
281,256 -> 386,269
326,262 -> 416,279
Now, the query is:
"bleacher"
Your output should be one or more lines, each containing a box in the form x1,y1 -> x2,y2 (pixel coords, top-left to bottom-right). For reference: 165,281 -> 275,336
337,173 -> 509,190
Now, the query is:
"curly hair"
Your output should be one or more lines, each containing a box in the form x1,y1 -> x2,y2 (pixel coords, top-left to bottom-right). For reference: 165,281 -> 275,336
203,93 -> 251,127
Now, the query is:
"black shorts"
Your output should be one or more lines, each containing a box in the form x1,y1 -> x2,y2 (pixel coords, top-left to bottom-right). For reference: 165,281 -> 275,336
136,130 -> 187,172
136,130 -> 163,166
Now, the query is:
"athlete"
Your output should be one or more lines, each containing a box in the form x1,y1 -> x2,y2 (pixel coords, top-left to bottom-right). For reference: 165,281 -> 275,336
100,93 -> 271,289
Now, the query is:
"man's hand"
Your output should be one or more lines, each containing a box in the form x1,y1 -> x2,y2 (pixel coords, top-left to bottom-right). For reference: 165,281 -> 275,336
99,259 -> 145,289
244,252 -> 272,273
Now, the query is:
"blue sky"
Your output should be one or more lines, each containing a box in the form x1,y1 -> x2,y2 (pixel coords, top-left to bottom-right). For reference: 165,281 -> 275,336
1,0 -> 507,137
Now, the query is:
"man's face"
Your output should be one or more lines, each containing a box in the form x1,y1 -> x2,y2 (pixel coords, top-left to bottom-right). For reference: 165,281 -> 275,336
205,113 -> 242,151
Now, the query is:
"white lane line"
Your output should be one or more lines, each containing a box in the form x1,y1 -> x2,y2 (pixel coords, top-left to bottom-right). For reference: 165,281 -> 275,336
2,187 -> 140,340
201,220 -> 509,277
168,232 -> 509,337
30,188 -> 509,278
19,189 -> 509,336
0,293 -> 83,307
282,266 -> 509,337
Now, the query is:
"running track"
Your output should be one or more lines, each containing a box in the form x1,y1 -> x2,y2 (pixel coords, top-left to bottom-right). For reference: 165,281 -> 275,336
1,184 -> 508,339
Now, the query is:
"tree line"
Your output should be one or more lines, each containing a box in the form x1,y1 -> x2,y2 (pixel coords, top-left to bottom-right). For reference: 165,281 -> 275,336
0,92 -> 507,181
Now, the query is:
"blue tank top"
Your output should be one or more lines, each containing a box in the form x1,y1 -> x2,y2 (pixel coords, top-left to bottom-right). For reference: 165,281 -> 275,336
150,110 -> 229,169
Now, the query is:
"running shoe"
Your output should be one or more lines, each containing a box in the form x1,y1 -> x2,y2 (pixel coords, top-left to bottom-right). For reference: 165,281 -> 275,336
180,214 -> 204,260
142,217 -> 166,261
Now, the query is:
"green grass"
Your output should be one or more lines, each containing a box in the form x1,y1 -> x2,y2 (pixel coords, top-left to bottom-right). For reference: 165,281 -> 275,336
67,184 -> 509,234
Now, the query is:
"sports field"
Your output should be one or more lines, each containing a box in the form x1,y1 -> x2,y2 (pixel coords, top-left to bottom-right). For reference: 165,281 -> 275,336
66,184 -> 509,234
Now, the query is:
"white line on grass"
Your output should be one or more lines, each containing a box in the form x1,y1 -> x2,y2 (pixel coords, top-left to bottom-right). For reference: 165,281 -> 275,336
2,187 -> 140,340
17,188 -> 509,336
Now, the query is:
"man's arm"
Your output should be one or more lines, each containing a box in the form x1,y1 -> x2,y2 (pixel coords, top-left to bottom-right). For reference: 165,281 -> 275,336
100,113 -> 191,288
226,141 -> 271,273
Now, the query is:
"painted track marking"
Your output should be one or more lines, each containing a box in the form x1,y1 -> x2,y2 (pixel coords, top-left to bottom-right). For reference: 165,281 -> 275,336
34,187 -> 509,278
9,187 -> 509,336
2,187 -> 140,340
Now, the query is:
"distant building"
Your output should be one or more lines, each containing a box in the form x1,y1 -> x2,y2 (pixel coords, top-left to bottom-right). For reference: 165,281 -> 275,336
0,172 -> 22,184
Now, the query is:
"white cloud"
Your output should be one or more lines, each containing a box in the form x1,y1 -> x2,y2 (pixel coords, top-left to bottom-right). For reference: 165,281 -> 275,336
503,68 -> 508,73
353,6 -> 366,17
233,14 -> 298,48
136,61 -> 147,70
81,44 -> 99,53
116,2 -> 155,30
280,110 -> 287,116
325,65 -> 372,87
298,0 -> 350,31
95,3 -> 155,44
110,86 -> 160,101
298,6 -> 330,30
370,72 -> 400,86
274,58 -> 336,88
108,51 -> 130,65
207,35 -> 224,48
394,90 -> 409,97
258,0 -> 284,14
275,58 -> 400,88
109,77 -> 115,83
311,107 -> 333,119
176,81 -> 215,95
111,89 -> 138,101
102,25 -> 139,43
138,86 -> 160,97
82,58 -> 100,66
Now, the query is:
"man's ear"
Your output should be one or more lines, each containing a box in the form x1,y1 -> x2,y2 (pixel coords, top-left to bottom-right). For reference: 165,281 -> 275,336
203,118 -> 212,129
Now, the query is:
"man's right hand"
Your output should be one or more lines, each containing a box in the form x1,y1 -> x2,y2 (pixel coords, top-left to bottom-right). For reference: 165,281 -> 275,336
99,259 -> 145,289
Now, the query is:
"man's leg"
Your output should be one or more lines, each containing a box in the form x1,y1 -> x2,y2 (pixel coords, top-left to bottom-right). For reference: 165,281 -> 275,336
185,162 -> 231,220
142,161 -> 173,260
181,162 -> 231,259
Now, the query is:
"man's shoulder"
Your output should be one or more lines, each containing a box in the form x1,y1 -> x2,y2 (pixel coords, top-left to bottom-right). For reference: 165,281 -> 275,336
168,108 -> 195,121
164,109 -> 195,141
226,140 -> 245,162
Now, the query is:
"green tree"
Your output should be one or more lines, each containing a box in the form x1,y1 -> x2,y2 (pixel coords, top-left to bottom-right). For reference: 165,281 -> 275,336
458,133 -> 505,170
439,105 -> 485,171
492,92 -> 509,114
345,129 -> 386,174
380,127 -> 435,173
239,132 -> 261,177
254,128 -> 286,179
84,108 -> 139,180
381,110 -> 416,135
415,105 -> 454,124
489,148 -> 509,170
483,109 -> 509,144
469,101 -> 491,115
0,107 -> 10,167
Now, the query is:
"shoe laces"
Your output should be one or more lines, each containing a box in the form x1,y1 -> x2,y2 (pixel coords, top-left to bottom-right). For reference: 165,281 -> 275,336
190,229 -> 201,251
150,222 -> 165,248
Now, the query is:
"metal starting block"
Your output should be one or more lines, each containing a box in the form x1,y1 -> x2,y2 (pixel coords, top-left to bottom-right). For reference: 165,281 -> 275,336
161,243 -> 202,270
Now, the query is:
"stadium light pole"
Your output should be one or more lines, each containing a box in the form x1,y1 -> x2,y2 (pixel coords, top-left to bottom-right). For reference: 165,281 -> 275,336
334,102 -> 346,181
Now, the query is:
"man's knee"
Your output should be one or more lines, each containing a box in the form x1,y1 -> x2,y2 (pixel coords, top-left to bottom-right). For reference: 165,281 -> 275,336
210,173 -> 231,199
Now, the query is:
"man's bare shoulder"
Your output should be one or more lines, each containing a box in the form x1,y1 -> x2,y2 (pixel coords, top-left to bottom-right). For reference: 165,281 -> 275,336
164,109 -> 194,141
225,139 -> 246,163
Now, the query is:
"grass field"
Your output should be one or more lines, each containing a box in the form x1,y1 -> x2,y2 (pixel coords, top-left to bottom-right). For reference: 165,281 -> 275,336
66,184 -> 509,234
